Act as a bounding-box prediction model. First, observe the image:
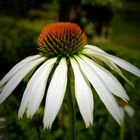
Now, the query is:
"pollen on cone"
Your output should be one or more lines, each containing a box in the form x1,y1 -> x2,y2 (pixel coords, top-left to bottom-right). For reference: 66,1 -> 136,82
37,22 -> 87,57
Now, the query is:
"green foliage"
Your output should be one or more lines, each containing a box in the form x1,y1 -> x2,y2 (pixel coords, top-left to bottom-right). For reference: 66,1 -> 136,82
81,0 -> 122,8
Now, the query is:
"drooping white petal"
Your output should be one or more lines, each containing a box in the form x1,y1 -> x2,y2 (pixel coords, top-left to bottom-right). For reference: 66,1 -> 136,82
75,56 -> 123,125
43,58 -> 67,129
26,58 -> 57,117
102,60 -> 134,86
80,55 -> 129,101
124,105 -> 135,117
18,58 -> 57,118
0,57 -> 45,104
82,47 -> 135,86
0,55 -> 41,88
119,108 -> 125,120
70,58 -> 93,127
83,45 -> 140,77
104,54 -> 140,77
85,44 -> 106,53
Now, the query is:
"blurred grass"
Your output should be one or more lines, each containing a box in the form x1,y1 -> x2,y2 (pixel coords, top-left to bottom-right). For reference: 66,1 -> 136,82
0,1 -> 140,140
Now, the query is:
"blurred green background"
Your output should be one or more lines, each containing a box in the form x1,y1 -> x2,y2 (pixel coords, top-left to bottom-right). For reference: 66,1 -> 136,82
0,0 -> 140,139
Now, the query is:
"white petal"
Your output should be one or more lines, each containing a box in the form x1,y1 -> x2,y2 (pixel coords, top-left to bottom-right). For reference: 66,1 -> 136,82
43,58 -> 67,129
75,56 -> 123,125
0,55 -> 40,88
119,108 -> 125,120
82,47 -> 135,86
27,58 -> 57,117
104,54 -> 140,77
70,58 -> 93,127
84,45 -> 140,77
124,105 -> 135,117
0,57 -> 45,104
80,55 -> 129,101
85,44 -> 106,53
102,60 -> 134,86
18,58 -> 57,118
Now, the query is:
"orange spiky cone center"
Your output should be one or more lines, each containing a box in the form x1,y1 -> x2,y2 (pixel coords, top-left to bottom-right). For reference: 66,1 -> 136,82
37,22 -> 87,57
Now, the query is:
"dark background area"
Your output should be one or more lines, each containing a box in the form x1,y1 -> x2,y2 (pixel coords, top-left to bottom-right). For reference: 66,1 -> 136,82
0,0 -> 140,139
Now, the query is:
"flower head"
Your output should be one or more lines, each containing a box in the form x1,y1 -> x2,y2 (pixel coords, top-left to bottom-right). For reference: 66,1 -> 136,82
0,22 -> 140,129
119,100 -> 135,118
37,22 -> 87,57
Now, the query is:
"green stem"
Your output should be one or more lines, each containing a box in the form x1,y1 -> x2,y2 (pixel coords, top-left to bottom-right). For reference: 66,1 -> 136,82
66,65 -> 76,140
35,115 -> 41,140
120,121 -> 125,140
36,125 -> 41,140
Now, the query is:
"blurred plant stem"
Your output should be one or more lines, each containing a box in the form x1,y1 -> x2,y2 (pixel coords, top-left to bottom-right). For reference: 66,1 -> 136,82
36,115 -> 41,140
36,124 -> 41,140
120,121 -> 125,140
66,64 -> 76,140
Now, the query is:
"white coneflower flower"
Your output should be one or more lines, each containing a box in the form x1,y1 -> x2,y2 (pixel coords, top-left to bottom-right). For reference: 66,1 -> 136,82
0,22 -> 140,128
119,101 -> 135,118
